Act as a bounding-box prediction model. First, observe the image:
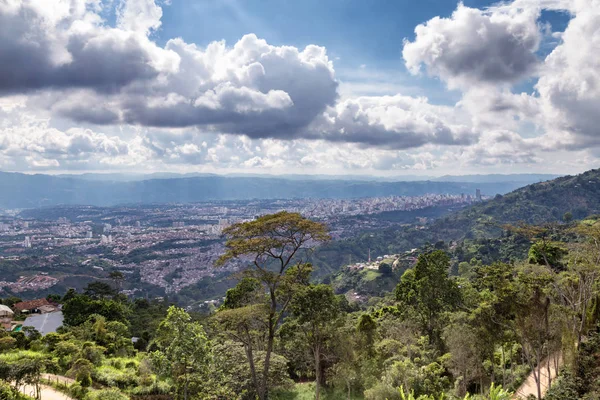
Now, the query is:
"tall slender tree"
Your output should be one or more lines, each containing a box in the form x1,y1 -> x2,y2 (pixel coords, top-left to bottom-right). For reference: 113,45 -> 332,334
286,284 -> 341,400
152,306 -> 211,400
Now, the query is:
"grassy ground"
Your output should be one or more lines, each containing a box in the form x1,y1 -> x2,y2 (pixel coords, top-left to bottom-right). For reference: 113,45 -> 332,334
361,269 -> 382,282
272,382 -> 364,400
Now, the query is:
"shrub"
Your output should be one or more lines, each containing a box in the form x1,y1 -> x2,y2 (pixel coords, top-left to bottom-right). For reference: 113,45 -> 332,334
85,388 -> 130,400
69,382 -> 89,399
0,381 -> 28,400
364,382 -> 400,400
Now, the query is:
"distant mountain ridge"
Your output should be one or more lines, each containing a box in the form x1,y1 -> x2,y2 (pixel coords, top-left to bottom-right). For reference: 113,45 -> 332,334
54,172 -> 560,183
0,171 -> 557,208
431,173 -> 559,183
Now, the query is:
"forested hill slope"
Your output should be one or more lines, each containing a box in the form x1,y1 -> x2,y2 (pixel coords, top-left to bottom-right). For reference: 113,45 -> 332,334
431,168 -> 600,240
312,169 -> 600,271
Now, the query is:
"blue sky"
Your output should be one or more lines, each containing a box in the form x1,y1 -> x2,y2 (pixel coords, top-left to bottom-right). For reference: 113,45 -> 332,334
0,0 -> 597,176
157,0 -> 486,104
158,0 -> 569,96
160,0 -> 498,63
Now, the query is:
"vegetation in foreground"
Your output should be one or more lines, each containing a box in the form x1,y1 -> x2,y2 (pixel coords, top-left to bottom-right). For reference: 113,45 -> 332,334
2,211 -> 600,400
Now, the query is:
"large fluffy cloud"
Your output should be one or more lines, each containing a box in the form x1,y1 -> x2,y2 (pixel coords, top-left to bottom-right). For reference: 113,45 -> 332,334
0,0 -> 483,151
0,112 -> 134,170
458,130 -> 539,166
311,95 -> 475,149
534,0 -> 600,148
403,0 -> 600,156
403,3 -> 541,89
119,35 -> 339,139
1,0 -> 600,174
0,0 -> 178,93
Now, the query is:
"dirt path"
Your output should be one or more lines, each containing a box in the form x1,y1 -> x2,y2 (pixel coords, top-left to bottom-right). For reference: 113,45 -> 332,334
513,353 -> 562,399
18,383 -> 74,400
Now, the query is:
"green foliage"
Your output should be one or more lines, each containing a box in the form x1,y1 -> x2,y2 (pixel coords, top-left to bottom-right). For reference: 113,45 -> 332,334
542,370 -> 580,400
330,265 -> 400,299
0,381 -> 34,400
217,211 -> 330,268
84,282 -> 117,299
68,382 -> 88,399
527,241 -> 567,269
379,262 -> 393,275
271,382 -> 363,400
69,358 -> 94,386
85,388 -> 129,400
395,251 -> 460,346
217,212 -> 329,400
151,306 -> 213,399
7,206 -> 600,400
63,295 -> 130,326
222,277 -> 262,310
94,364 -> 138,388
0,336 -> 17,351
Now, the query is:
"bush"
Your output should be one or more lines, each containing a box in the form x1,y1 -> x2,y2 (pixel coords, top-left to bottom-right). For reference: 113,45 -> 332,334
94,365 -> 138,388
78,372 -> 93,388
85,388 -> 130,400
0,381 -> 27,400
129,381 -> 172,396
69,382 -> 89,399
0,336 -> 17,351
364,382 -> 400,400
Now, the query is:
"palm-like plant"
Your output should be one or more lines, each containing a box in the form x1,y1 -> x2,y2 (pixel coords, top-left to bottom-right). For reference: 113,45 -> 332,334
397,383 -> 511,400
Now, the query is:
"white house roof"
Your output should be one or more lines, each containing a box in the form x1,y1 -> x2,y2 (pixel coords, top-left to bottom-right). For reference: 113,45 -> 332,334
23,311 -> 64,336
0,305 -> 14,315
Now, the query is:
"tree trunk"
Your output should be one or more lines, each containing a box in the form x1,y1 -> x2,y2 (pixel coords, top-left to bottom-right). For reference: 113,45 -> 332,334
314,343 -> 321,400
490,353 -> 495,384
578,299 -> 588,347
547,352 -> 552,389
184,372 -> 189,400
510,344 -> 514,386
245,342 -> 259,398
534,355 -> 542,400
260,292 -> 277,400
501,345 -> 506,387
260,331 -> 273,400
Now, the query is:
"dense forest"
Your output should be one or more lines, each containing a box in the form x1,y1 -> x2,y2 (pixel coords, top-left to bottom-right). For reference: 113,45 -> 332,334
3,208 -> 600,400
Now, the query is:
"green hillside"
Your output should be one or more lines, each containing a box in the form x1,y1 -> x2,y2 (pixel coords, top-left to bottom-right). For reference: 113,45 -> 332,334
432,168 -> 600,240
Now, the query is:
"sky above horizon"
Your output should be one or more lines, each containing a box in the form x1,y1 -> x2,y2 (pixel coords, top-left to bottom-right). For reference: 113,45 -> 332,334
0,0 -> 598,177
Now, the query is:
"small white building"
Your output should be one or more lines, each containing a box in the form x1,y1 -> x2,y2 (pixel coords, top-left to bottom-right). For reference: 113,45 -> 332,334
0,305 -> 14,318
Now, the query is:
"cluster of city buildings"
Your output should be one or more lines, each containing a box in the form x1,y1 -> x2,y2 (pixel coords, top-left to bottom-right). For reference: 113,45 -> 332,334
344,248 -> 419,272
0,274 -> 58,293
293,193 -> 482,218
0,191 -> 482,295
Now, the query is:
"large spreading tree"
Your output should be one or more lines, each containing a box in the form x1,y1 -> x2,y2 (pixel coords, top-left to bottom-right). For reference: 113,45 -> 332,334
216,211 -> 330,400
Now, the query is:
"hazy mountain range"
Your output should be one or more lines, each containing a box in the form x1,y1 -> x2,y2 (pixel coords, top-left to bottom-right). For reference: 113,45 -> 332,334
53,172 -> 559,183
0,171 -> 560,208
